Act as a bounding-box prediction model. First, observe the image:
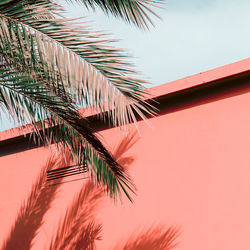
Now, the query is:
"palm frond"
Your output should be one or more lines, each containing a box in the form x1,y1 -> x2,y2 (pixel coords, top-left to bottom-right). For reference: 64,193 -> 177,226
0,66 -> 135,200
0,0 -> 159,199
0,0 -> 155,129
69,0 -> 164,29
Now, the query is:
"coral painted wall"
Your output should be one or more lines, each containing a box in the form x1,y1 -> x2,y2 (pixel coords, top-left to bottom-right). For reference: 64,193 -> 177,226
1,61 -> 250,249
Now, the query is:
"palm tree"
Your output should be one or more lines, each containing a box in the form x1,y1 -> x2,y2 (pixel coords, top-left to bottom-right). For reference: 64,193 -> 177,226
0,0 -> 162,200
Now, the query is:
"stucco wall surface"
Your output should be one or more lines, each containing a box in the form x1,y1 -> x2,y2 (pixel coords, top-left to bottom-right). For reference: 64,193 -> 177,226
1,80 -> 250,249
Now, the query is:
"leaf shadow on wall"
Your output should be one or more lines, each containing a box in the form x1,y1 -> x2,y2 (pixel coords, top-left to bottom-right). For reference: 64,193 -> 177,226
116,225 -> 181,250
55,131 -> 181,249
48,131 -> 140,250
111,131 -> 181,250
48,180 -> 104,250
1,131 -> 139,250
1,131 -> 181,249
113,130 -> 140,169
1,151 -> 72,250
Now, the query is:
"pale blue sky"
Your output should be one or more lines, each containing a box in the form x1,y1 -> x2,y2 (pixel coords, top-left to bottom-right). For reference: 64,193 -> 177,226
1,0 -> 250,131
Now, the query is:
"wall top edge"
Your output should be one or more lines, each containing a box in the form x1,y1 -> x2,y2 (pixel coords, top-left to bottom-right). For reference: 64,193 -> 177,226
1,58 -> 250,142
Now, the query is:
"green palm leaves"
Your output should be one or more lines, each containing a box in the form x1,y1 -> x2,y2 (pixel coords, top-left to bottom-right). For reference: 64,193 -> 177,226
71,0 -> 163,29
0,0 -> 161,200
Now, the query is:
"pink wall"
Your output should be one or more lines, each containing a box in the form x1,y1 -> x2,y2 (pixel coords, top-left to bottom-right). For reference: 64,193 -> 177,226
95,85 -> 250,250
1,61 -> 250,249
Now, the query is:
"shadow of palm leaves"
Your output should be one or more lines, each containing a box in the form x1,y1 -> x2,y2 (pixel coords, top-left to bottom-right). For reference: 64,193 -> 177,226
112,131 -> 139,169
74,221 -> 102,250
119,226 -> 180,250
48,180 -> 103,250
2,132 -> 180,250
2,151 -> 71,250
48,132 -> 140,250
111,132 -> 181,250
48,132 -> 181,250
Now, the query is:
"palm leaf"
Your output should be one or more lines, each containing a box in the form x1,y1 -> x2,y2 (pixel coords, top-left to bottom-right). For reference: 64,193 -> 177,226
0,66 -> 135,200
69,0 -> 164,29
0,0 -> 155,129
0,0 -> 161,199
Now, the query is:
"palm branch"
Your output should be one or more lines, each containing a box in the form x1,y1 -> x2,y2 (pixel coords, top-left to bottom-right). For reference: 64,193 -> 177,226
0,65 -> 135,200
70,0 -> 163,29
0,0 -> 155,127
0,0 -> 160,199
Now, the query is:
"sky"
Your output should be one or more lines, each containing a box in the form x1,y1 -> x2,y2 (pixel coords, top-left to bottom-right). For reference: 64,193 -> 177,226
1,0 -> 250,131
